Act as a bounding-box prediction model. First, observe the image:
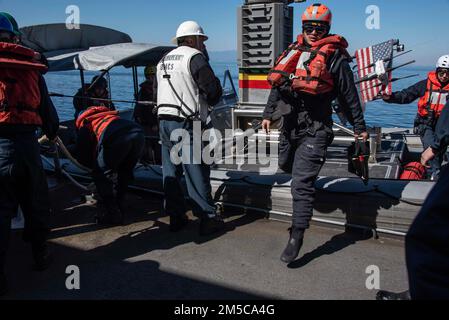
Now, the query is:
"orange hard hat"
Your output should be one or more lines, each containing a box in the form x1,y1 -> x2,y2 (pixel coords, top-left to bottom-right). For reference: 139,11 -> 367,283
302,3 -> 332,25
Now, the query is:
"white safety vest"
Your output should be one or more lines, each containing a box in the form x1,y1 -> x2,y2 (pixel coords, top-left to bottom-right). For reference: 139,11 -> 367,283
157,46 -> 209,120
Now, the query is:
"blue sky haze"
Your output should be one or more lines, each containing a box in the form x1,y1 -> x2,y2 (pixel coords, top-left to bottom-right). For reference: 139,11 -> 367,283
2,0 -> 448,66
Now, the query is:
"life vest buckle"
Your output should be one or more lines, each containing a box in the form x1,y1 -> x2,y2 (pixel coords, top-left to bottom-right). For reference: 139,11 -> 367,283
0,101 -> 8,112
289,74 -> 298,81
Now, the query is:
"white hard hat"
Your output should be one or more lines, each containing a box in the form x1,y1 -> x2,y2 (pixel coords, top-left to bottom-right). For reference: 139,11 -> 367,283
171,21 -> 208,45
437,55 -> 449,69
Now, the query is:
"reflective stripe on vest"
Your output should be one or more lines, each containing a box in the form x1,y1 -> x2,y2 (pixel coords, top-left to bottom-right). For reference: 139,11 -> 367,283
417,71 -> 449,118
267,42 -> 301,86
267,34 -> 349,95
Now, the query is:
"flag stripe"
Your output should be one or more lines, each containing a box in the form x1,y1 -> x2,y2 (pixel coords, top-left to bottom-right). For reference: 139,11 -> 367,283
363,48 -> 370,101
357,49 -> 365,103
358,49 -> 368,103
355,50 -> 364,102
368,48 -> 376,101
363,48 -> 372,101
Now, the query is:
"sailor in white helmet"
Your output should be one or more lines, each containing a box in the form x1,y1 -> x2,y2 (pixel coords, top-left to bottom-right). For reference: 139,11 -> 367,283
156,21 -> 225,236
383,55 -> 449,180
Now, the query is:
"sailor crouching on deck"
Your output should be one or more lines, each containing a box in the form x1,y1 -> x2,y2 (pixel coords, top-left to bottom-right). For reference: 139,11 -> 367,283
262,3 -> 369,264
0,13 -> 60,296
74,106 -> 144,225
156,21 -> 225,236
383,55 -> 449,180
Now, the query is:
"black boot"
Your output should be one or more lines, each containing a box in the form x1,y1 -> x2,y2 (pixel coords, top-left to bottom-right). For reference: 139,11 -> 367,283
169,214 -> 190,232
0,272 -> 7,296
280,227 -> 304,264
199,216 -> 225,236
199,205 -> 225,236
0,219 -> 9,296
0,256 -> 7,296
32,242 -> 52,272
116,199 -> 127,225
376,290 -> 411,300
97,204 -> 124,226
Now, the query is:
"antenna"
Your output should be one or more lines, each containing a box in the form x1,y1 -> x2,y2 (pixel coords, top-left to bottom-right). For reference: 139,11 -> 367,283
356,60 -> 416,84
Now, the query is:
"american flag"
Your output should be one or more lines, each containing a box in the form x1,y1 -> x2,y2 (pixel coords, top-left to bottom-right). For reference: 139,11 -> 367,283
355,40 -> 394,103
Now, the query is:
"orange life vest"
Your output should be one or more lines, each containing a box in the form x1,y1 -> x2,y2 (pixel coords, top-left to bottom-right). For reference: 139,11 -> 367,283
400,162 -> 427,181
75,106 -> 120,142
417,71 -> 449,118
0,42 -> 48,126
267,34 -> 350,95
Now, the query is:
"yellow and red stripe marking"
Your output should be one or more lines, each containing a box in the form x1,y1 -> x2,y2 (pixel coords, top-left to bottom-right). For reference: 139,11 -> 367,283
239,73 -> 272,90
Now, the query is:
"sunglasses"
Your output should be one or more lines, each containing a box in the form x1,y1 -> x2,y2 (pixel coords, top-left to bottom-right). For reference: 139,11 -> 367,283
303,25 -> 328,35
0,32 -> 13,42
438,69 -> 449,77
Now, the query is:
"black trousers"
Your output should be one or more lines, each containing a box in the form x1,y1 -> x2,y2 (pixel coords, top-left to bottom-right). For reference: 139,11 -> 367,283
406,166 -> 449,299
0,133 -> 51,271
419,126 -> 443,178
279,128 -> 334,229
92,127 -> 145,206
139,124 -> 161,165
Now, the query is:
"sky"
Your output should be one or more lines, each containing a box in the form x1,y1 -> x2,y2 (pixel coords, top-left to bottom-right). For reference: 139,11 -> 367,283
2,0 -> 449,66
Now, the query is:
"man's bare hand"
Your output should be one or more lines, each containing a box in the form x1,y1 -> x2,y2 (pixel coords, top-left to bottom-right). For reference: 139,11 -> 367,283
421,147 -> 436,167
355,131 -> 369,142
38,135 -> 58,145
382,94 -> 392,101
262,119 -> 272,134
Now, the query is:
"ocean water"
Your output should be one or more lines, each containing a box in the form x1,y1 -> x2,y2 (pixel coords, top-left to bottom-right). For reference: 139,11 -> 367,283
44,62 -> 431,128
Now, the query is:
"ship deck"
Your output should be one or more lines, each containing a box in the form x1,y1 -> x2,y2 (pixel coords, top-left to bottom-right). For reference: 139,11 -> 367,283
2,180 -> 408,300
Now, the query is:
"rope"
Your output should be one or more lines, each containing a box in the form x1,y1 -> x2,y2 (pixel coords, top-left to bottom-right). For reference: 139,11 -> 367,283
39,135 -> 92,173
49,92 -> 156,106
55,137 -> 92,173
40,156 -> 90,192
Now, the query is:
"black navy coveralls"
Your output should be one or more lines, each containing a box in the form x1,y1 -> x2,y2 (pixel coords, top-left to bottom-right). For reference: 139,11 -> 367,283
74,118 -> 145,209
0,75 -> 59,272
384,79 -> 448,177
406,101 -> 449,299
263,51 -> 367,230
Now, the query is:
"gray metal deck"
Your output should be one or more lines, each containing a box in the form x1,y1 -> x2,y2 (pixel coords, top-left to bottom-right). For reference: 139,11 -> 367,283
2,183 -> 408,300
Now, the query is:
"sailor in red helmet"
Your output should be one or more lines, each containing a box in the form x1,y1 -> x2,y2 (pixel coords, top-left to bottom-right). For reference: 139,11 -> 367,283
262,3 -> 369,264
0,13 -> 59,296
383,55 -> 449,180
74,106 -> 145,225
